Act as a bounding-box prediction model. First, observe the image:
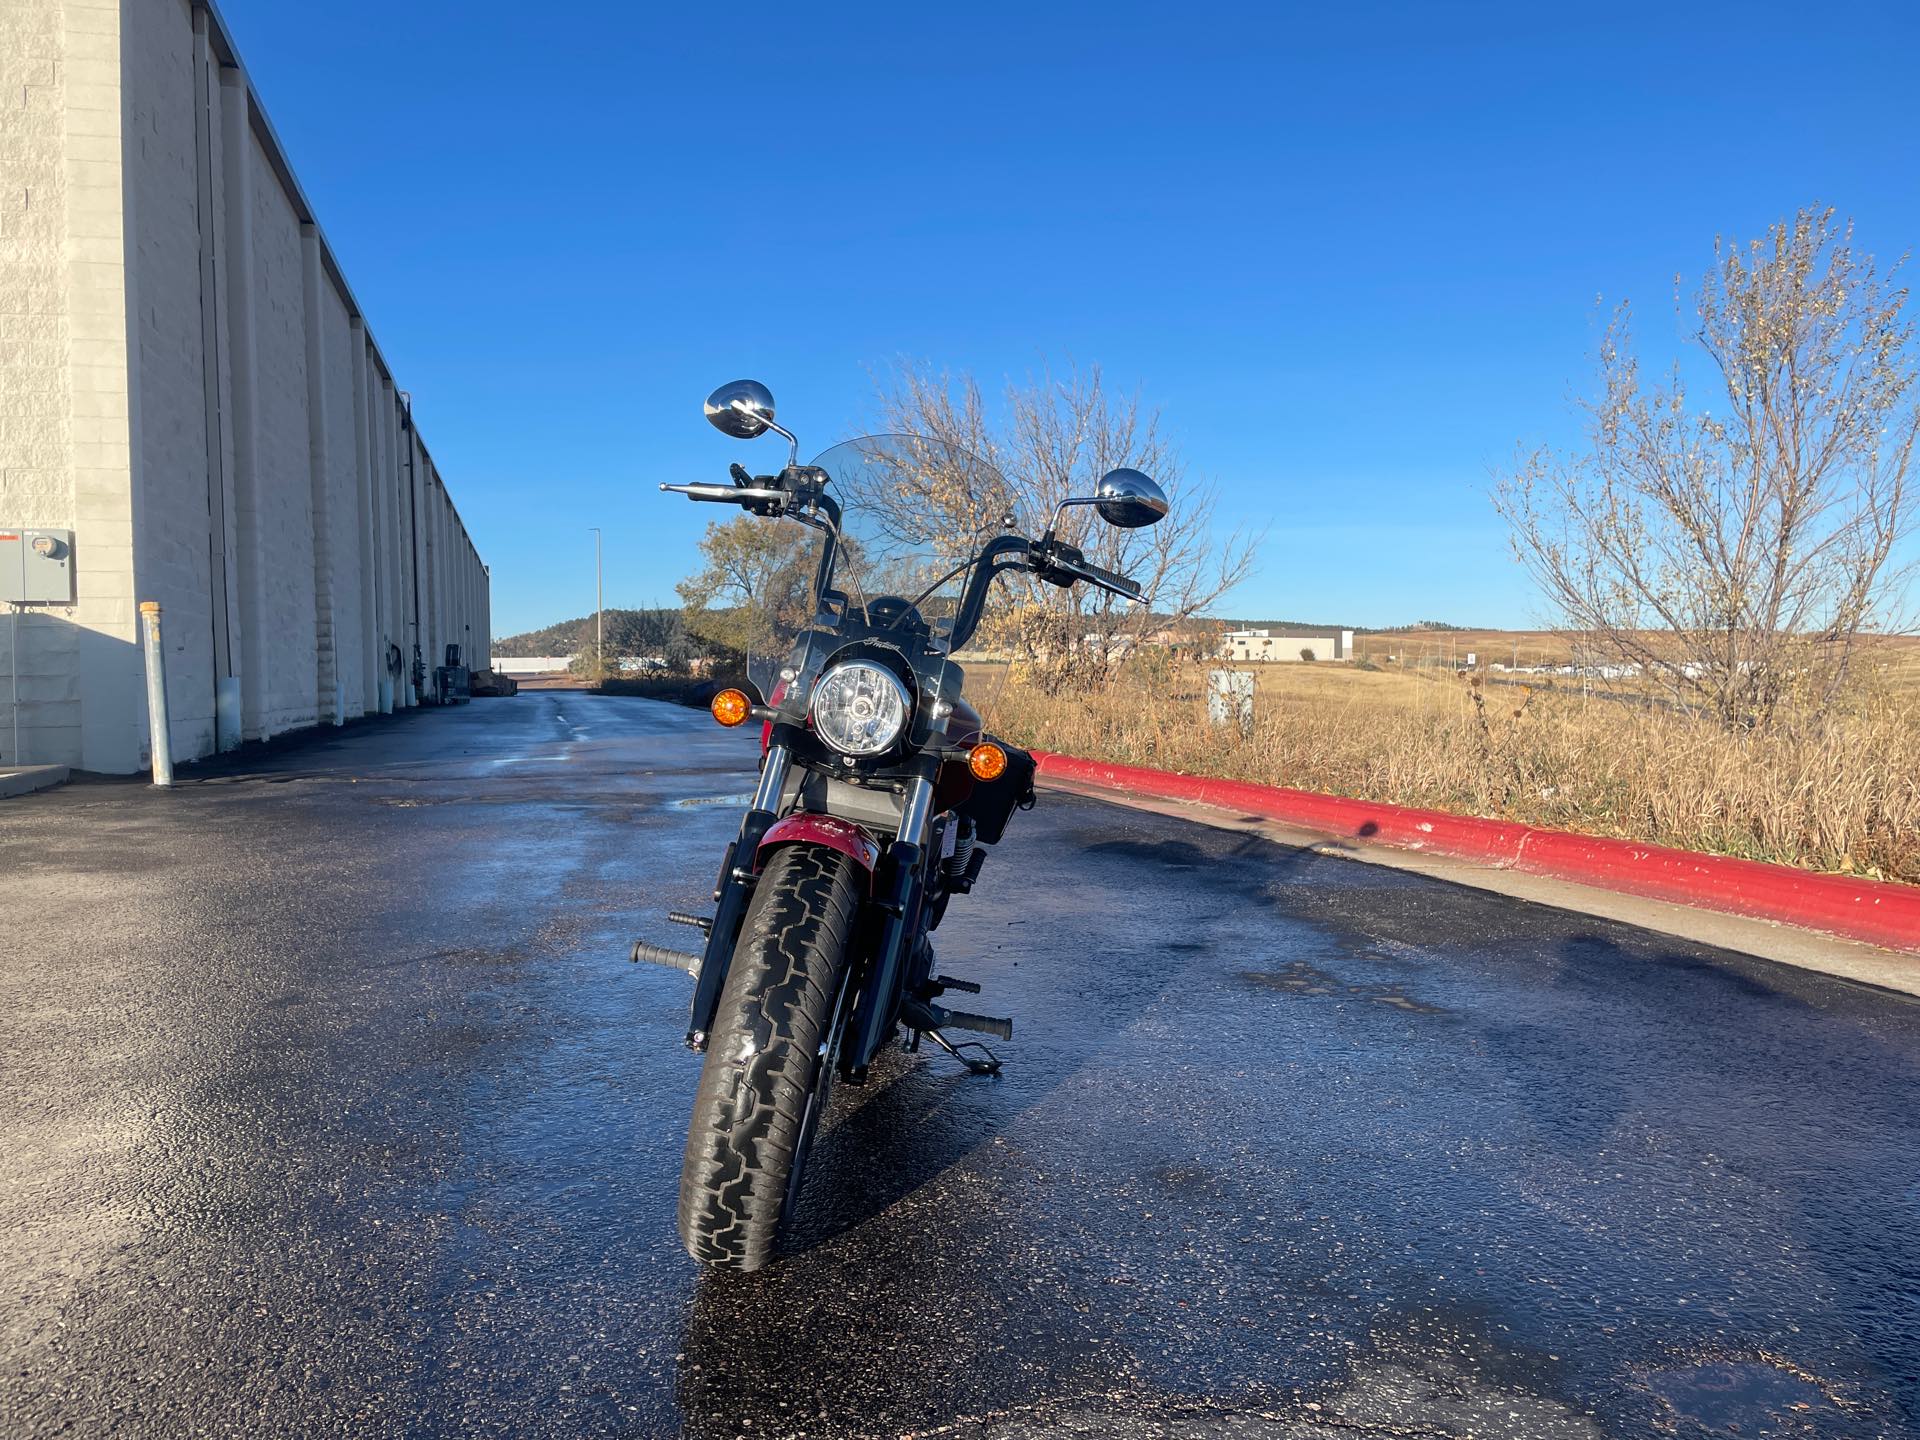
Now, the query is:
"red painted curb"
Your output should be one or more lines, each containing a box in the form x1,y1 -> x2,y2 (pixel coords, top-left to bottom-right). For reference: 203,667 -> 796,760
1030,750 -> 1920,956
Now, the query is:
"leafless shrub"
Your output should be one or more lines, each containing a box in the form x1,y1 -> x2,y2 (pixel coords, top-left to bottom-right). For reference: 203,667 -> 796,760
1495,208 -> 1919,727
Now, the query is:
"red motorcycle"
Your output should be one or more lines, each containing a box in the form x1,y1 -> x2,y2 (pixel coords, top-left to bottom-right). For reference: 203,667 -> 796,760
635,380 -> 1168,1270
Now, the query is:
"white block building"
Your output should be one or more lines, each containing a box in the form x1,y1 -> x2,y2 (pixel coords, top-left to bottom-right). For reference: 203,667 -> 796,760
1219,628 -> 1355,663
1,0 -> 489,774
491,656 -> 576,677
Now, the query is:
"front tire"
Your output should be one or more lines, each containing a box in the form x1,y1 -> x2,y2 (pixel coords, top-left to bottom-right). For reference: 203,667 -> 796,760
677,843 -> 860,1270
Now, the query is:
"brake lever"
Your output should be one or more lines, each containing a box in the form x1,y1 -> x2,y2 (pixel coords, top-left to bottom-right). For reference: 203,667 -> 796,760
659,482 -> 787,508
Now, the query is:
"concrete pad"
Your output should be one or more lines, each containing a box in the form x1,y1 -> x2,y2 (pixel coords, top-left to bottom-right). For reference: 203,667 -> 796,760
0,765 -> 70,800
4,695 -> 1917,1436
1041,776 -> 1920,999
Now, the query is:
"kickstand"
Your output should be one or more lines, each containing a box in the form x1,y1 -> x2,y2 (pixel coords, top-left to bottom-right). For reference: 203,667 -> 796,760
921,1027 -> 1001,1076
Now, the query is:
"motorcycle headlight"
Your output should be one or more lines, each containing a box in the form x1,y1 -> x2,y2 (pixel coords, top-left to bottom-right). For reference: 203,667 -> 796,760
810,660 -> 911,755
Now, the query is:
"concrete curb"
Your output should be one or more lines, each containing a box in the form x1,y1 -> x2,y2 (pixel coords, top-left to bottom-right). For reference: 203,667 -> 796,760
1030,751 -> 1920,956
0,765 -> 71,801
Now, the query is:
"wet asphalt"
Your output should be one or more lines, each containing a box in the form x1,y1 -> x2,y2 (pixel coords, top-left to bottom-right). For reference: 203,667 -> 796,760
1,693 -> 1918,1440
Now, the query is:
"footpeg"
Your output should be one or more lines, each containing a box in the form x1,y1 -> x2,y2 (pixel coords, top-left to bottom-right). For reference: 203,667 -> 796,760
631,940 -> 700,975
933,974 -> 982,995
939,1006 -> 1012,1041
901,997 -> 1012,1041
668,911 -> 712,934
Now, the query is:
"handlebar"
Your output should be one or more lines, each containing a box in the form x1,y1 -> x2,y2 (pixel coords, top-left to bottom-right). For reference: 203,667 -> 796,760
664,479 -> 1144,639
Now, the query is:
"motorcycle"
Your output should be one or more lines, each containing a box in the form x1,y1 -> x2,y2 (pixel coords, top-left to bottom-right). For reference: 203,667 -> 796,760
634,379 -> 1168,1270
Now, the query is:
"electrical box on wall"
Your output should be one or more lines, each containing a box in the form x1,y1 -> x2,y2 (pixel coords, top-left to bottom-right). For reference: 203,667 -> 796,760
1,528 -> 77,604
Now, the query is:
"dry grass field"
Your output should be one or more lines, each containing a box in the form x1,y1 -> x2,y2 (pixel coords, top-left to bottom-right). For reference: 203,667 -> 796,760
972,635 -> 1920,886
1356,628 -> 1920,681
1351,629 -> 1581,668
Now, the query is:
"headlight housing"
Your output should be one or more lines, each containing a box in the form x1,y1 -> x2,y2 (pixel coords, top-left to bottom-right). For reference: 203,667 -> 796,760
810,660 -> 911,755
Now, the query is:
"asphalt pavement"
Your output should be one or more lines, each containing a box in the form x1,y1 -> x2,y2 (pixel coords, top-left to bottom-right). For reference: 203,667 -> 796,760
2,693 -> 1917,1439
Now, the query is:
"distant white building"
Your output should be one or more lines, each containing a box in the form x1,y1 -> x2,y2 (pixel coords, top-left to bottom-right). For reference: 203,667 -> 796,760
1219,628 -> 1355,663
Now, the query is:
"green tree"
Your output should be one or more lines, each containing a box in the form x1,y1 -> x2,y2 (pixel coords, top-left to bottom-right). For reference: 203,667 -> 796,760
675,516 -> 822,664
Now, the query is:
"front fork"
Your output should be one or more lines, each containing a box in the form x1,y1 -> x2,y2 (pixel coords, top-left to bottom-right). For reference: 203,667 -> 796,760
844,766 -> 938,1083
684,738 -> 794,1049
685,733 -> 941,1084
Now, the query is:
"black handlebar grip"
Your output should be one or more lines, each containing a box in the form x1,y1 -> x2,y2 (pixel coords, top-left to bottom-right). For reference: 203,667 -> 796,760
1084,561 -> 1141,597
1058,552 -> 1140,598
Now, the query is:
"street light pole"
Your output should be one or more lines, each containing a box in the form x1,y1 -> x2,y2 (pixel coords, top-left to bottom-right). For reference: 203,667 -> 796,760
590,527 -> 603,678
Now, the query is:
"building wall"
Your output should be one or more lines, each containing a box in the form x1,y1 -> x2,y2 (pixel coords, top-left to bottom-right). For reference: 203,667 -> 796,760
1,0 -> 144,771
1222,630 -> 1354,663
0,0 -> 489,773
124,0 -> 216,759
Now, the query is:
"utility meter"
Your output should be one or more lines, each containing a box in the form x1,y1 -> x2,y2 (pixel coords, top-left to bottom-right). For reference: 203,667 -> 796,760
0,527 -> 76,604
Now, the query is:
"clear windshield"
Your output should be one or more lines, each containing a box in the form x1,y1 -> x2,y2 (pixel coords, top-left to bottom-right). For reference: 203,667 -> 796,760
744,435 -> 1013,736
818,434 -> 1012,633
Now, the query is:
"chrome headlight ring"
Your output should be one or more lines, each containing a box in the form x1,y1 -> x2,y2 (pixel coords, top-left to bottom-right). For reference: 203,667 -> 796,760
809,660 -> 912,756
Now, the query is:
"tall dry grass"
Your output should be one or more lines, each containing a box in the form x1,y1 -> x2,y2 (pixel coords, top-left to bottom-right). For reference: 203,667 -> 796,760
978,658 -> 1920,885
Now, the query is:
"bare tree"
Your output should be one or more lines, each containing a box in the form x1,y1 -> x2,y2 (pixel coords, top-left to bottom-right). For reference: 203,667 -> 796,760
1495,208 -> 1918,726
870,361 -> 1259,687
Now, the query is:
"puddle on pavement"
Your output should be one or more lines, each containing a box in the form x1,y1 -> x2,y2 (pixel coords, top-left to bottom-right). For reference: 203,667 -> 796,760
1237,960 -> 1448,1015
670,792 -> 755,810
969,1335 -> 1603,1439
1640,1354 -> 1862,1435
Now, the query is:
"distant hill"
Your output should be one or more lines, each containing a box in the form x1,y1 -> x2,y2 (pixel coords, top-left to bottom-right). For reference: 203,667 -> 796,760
494,608 -> 689,658
500,609 -> 1386,654
1211,617 -> 1359,632
1216,620 -> 1484,635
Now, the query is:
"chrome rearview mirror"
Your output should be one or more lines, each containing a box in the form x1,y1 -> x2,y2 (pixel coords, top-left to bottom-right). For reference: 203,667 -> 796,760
704,379 -> 778,439
1041,466 -> 1170,543
704,378 -> 800,465
1093,468 -> 1169,528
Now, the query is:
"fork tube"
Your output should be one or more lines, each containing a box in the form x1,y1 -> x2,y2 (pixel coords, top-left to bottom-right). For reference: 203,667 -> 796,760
751,741 -> 792,812
846,770 -> 937,1079
686,740 -> 794,1047
895,773 -> 936,845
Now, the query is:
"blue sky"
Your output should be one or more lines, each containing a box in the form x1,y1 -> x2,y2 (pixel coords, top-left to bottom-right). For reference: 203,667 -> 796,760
219,0 -> 1920,637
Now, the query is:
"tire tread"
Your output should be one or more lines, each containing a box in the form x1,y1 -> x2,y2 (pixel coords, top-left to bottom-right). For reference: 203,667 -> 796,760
676,843 -> 860,1270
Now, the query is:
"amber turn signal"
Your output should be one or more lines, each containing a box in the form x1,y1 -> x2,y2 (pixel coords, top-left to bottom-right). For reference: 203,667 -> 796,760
710,688 -> 750,727
968,741 -> 1008,781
